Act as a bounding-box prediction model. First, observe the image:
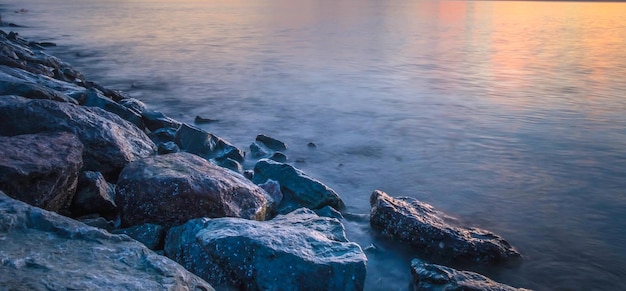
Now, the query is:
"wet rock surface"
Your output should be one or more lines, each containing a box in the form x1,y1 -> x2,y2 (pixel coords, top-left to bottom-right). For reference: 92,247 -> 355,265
0,96 -> 156,180
0,132 -> 83,215
370,190 -> 520,264
70,171 -> 117,217
115,152 -> 269,227
164,208 -> 367,291
252,159 -> 345,213
175,123 -> 244,162
0,191 -> 214,291
410,259 -> 529,291
112,223 -> 166,251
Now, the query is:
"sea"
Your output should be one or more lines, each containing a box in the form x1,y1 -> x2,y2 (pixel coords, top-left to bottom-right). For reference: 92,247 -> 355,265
3,0 -> 626,290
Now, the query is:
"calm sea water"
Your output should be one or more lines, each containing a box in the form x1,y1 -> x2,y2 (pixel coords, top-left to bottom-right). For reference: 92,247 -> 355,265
4,0 -> 626,290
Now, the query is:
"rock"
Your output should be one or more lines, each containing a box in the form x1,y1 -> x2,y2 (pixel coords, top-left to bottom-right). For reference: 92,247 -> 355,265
157,141 -> 179,155
410,259 -> 529,291
369,190 -> 520,264
76,88 -> 145,129
119,97 -> 147,114
0,96 -> 156,180
253,159 -> 345,213
174,123 -> 244,162
70,171 -> 117,217
307,142 -> 317,148
115,152 -> 269,227
257,179 -> 283,209
0,80 -> 78,104
164,208 -> 366,291
142,110 -> 181,131
194,115 -> 218,124
256,134 -> 287,151
112,223 -> 166,250
148,127 -> 177,144
214,157 -> 243,173
0,191 -> 214,291
269,151 -> 287,163
0,132 -> 82,215
249,141 -> 269,158
314,205 -> 344,220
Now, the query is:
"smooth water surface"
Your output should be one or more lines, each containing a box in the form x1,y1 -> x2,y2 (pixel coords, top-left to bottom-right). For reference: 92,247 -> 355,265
4,0 -> 626,289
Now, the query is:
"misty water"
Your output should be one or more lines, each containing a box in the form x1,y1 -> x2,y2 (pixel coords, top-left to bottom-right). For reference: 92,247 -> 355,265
4,0 -> 626,289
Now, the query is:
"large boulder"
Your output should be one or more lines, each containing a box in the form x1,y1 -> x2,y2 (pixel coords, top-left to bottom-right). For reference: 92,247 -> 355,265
0,96 -> 156,180
0,132 -> 83,215
115,152 -> 269,227
112,223 -> 166,251
370,190 -> 520,264
410,259 -> 529,291
74,88 -> 145,129
164,208 -> 367,291
252,159 -> 345,213
0,191 -> 214,291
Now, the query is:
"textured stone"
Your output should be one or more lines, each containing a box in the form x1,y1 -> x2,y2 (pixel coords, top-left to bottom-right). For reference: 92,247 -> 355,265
0,96 -> 156,180
253,159 -> 345,213
115,152 -> 269,227
411,259 -> 530,291
0,132 -> 83,215
0,191 -> 214,291
255,134 -> 288,151
174,123 -> 244,162
112,223 -> 166,250
370,190 -> 520,264
70,171 -> 117,217
165,208 -> 366,291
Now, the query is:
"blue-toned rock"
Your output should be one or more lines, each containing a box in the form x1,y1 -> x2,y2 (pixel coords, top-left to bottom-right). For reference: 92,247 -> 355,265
112,223 -> 166,250
253,159 -> 345,213
370,190 -> 520,264
410,259 -> 530,291
255,134 -> 288,151
164,208 -> 366,291
70,171 -> 117,217
174,123 -> 244,162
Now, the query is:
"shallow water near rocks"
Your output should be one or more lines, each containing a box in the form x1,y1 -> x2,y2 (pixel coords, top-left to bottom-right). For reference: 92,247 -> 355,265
4,0 -> 626,290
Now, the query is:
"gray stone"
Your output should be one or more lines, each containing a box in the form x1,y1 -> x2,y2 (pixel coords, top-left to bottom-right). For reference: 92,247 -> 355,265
112,223 -> 166,250
149,127 -> 178,144
253,159 -> 345,213
269,151 -> 287,163
115,152 -> 269,227
0,132 -> 83,215
0,191 -> 214,291
249,141 -> 269,158
157,141 -> 180,155
77,216 -> 115,232
255,134 -> 287,151
214,157 -> 243,173
0,80 -> 78,104
410,259 -> 530,291
257,179 -> 283,209
164,208 -> 366,291
119,97 -> 148,115
143,110 -> 181,131
174,123 -> 244,162
70,171 -> 117,217
77,88 -> 145,129
0,96 -> 156,180
314,205 -> 344,220
370,190 -> 520,264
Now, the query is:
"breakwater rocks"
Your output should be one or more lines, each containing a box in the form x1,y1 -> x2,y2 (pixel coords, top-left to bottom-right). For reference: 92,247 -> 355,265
0,26 -> 530,290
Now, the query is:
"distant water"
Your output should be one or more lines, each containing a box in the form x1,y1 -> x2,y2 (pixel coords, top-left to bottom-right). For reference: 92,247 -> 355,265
5,0 -> 626,289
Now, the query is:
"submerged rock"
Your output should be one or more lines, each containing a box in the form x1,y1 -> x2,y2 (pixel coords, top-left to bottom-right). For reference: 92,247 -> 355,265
255,134 -> 288,151
164,208 -> 366,291
115,152 -> 269,227
410,259 -> 529,291
253,159 -> 345,213
174,123 -> 244,162
0,132 -> 83,215
70,171 -> 117,217
0,96 -> 156,180
369,190 -> 520,264
0,191 -> 214,291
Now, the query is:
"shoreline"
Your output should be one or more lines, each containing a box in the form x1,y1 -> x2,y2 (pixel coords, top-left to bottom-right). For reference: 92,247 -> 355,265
0,19 -> 530,291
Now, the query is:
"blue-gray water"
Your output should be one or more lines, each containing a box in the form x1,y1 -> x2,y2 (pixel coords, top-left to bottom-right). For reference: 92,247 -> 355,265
4,0 -> 626,290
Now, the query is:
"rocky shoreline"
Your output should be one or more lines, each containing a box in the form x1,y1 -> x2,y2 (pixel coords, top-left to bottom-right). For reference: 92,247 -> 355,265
0,22 -> 530,290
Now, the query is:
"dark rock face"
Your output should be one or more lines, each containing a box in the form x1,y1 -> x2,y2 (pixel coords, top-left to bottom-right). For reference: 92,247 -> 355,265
112,223 -> 166,250
255,134 -> 288,151
0,96 -> 156,180
115,152 -> 269,227
70,171 -> 117,217
76,88 -> 144,129
142,110 -> 181,132
253,159 -> 345,213
174,123 -> 244,162
410,259 -> 529,291
370,190 -> 520,264
0,80 -> 78,104
0,191 -> 215,291
164,208 -> 367,291
0,132 -> 83,215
